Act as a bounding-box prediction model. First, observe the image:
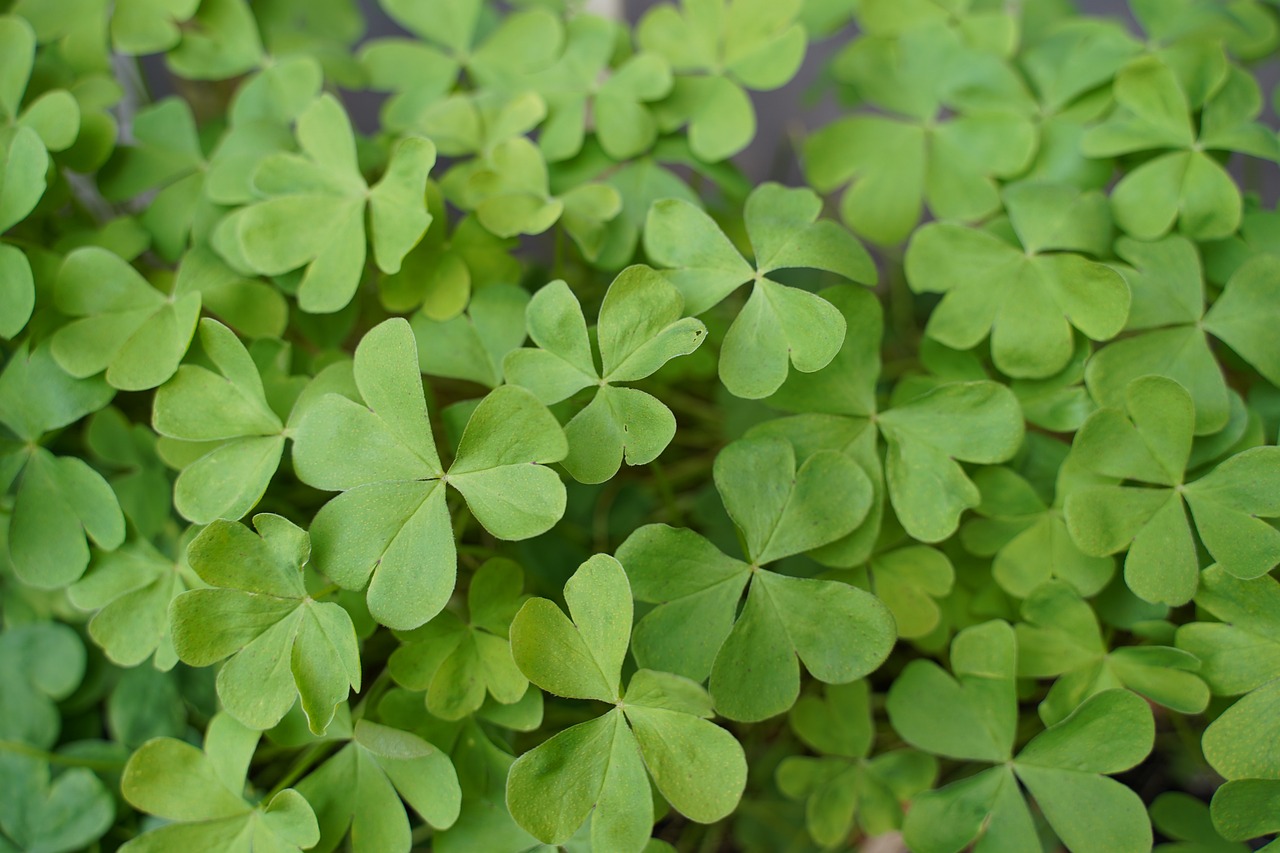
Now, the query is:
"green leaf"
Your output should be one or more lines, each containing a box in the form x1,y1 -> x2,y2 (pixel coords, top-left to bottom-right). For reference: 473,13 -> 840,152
293,318 -> 566,629
120,714 -> 320,852
0,622 -> 86,748
68,537 -> 189,668
879,382 -> 1025,542
214,95 -> 435,313
905,221 -> 1130,379
52,247 -> 200,390
505,267 -> 706,483
388,558 -> 530,720
8,447 -> 125,589
152,318 -> 285,523
295,719 -> 461,853
171,515 -> 361,734
0,339 -> 115,443
506,555 -> 746,852
0,753 -> 114,853
645,183 -> 872,398
413,283 -> 529,388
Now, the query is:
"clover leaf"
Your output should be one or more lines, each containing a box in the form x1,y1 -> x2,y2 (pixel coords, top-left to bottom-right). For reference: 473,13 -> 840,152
1064,375 -> 1280,604
109,0 -> 198,55
0,340 -> 124,589
450,136 -> 621,260
775,681 -> 937,847
644,182 -> 875,398
51,246 -> 200,390
152,318 -> 286,524
212,94 -> 436,313
379,183 -> 519,319
120,713 -> 320,853
637,0 -> 806,161
291,317 -> 568,630
1176,567 -> 1280,788
530,15 -> 672,162
294,719 -> 462,853
1087,237 -> 1280,435
905,182 -> 1130,379
68,536 -> 195,669
369,0 -> 563,103
504,267 -> 707,483
97,97 -> 210,261
619,434 -> 894,721
506,554 -> 748,853
888,620 -> 1156,853
1082,57 -> 1280,240
0,752 -> 114,853
0,622 -> 85,748
962,465 -> 1115,599
0,16 -> 81,155
833,543 -> 956,640
764,285 -> 1026,546
170,514 -> 361,734
1017,580 -> 1209,725
1150,791 -> 1248,853
806,23 -> 1036,245
388,558 -> 531,720
1210,779 -> 1280,848
412,283 -> 530,388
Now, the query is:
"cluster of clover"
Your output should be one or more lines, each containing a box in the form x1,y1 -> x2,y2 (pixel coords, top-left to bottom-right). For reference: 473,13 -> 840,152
5,0 -> 1280,851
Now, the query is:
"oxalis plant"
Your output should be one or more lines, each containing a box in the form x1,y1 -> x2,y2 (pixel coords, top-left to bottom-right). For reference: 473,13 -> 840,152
7,0 -> 1280,851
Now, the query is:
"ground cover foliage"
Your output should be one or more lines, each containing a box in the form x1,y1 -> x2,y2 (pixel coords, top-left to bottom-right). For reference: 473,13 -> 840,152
4,0 -> 1280,850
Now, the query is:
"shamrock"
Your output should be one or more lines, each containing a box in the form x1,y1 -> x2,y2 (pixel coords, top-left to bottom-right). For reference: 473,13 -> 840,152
504,267 -> 708,483
0,340 -> 124,589
637,0 -> 806,162
775,680 -> 937,847
379,183 -> 520,319
905,181 -> 1130,379
294,719 -> 462,853
50,247 -> 200,391
97,97 -> 211,261
0,752 -> 114,853
0,622 -> 85,748
1082,57 -> 1280,240
291,317 -> 568,630
401,90 -> 546,159
388,558 -> 531,720
1209,780 -> 1280,849
151,318 -> 287,524
888,620 -> 1156,853
120,713 -> 320,852
1177,567 -> 1280,790
1087,237 -> 1280,435
68,536 -> 196,669
530,15 -> 672,162
1016,580 -> 1209,724
108,0 -> 197,55
413,283 -> 530,389
212,93 -> 436,314
831,543 -> 956,640
170,515 -> 361,734
763,285 -> 1026,547
1064,375 -> 1280,605
202,55 -> 323,206
618,434 -> 894,722
961,464 -> 1115,599
594,155 -> 701,271
449,136 -> 621,261
644,182 -> 875,399
805,23 -> 1036,245
366,0 -> 563,114
162,0 -> 263,81
506,555 -> 748,853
